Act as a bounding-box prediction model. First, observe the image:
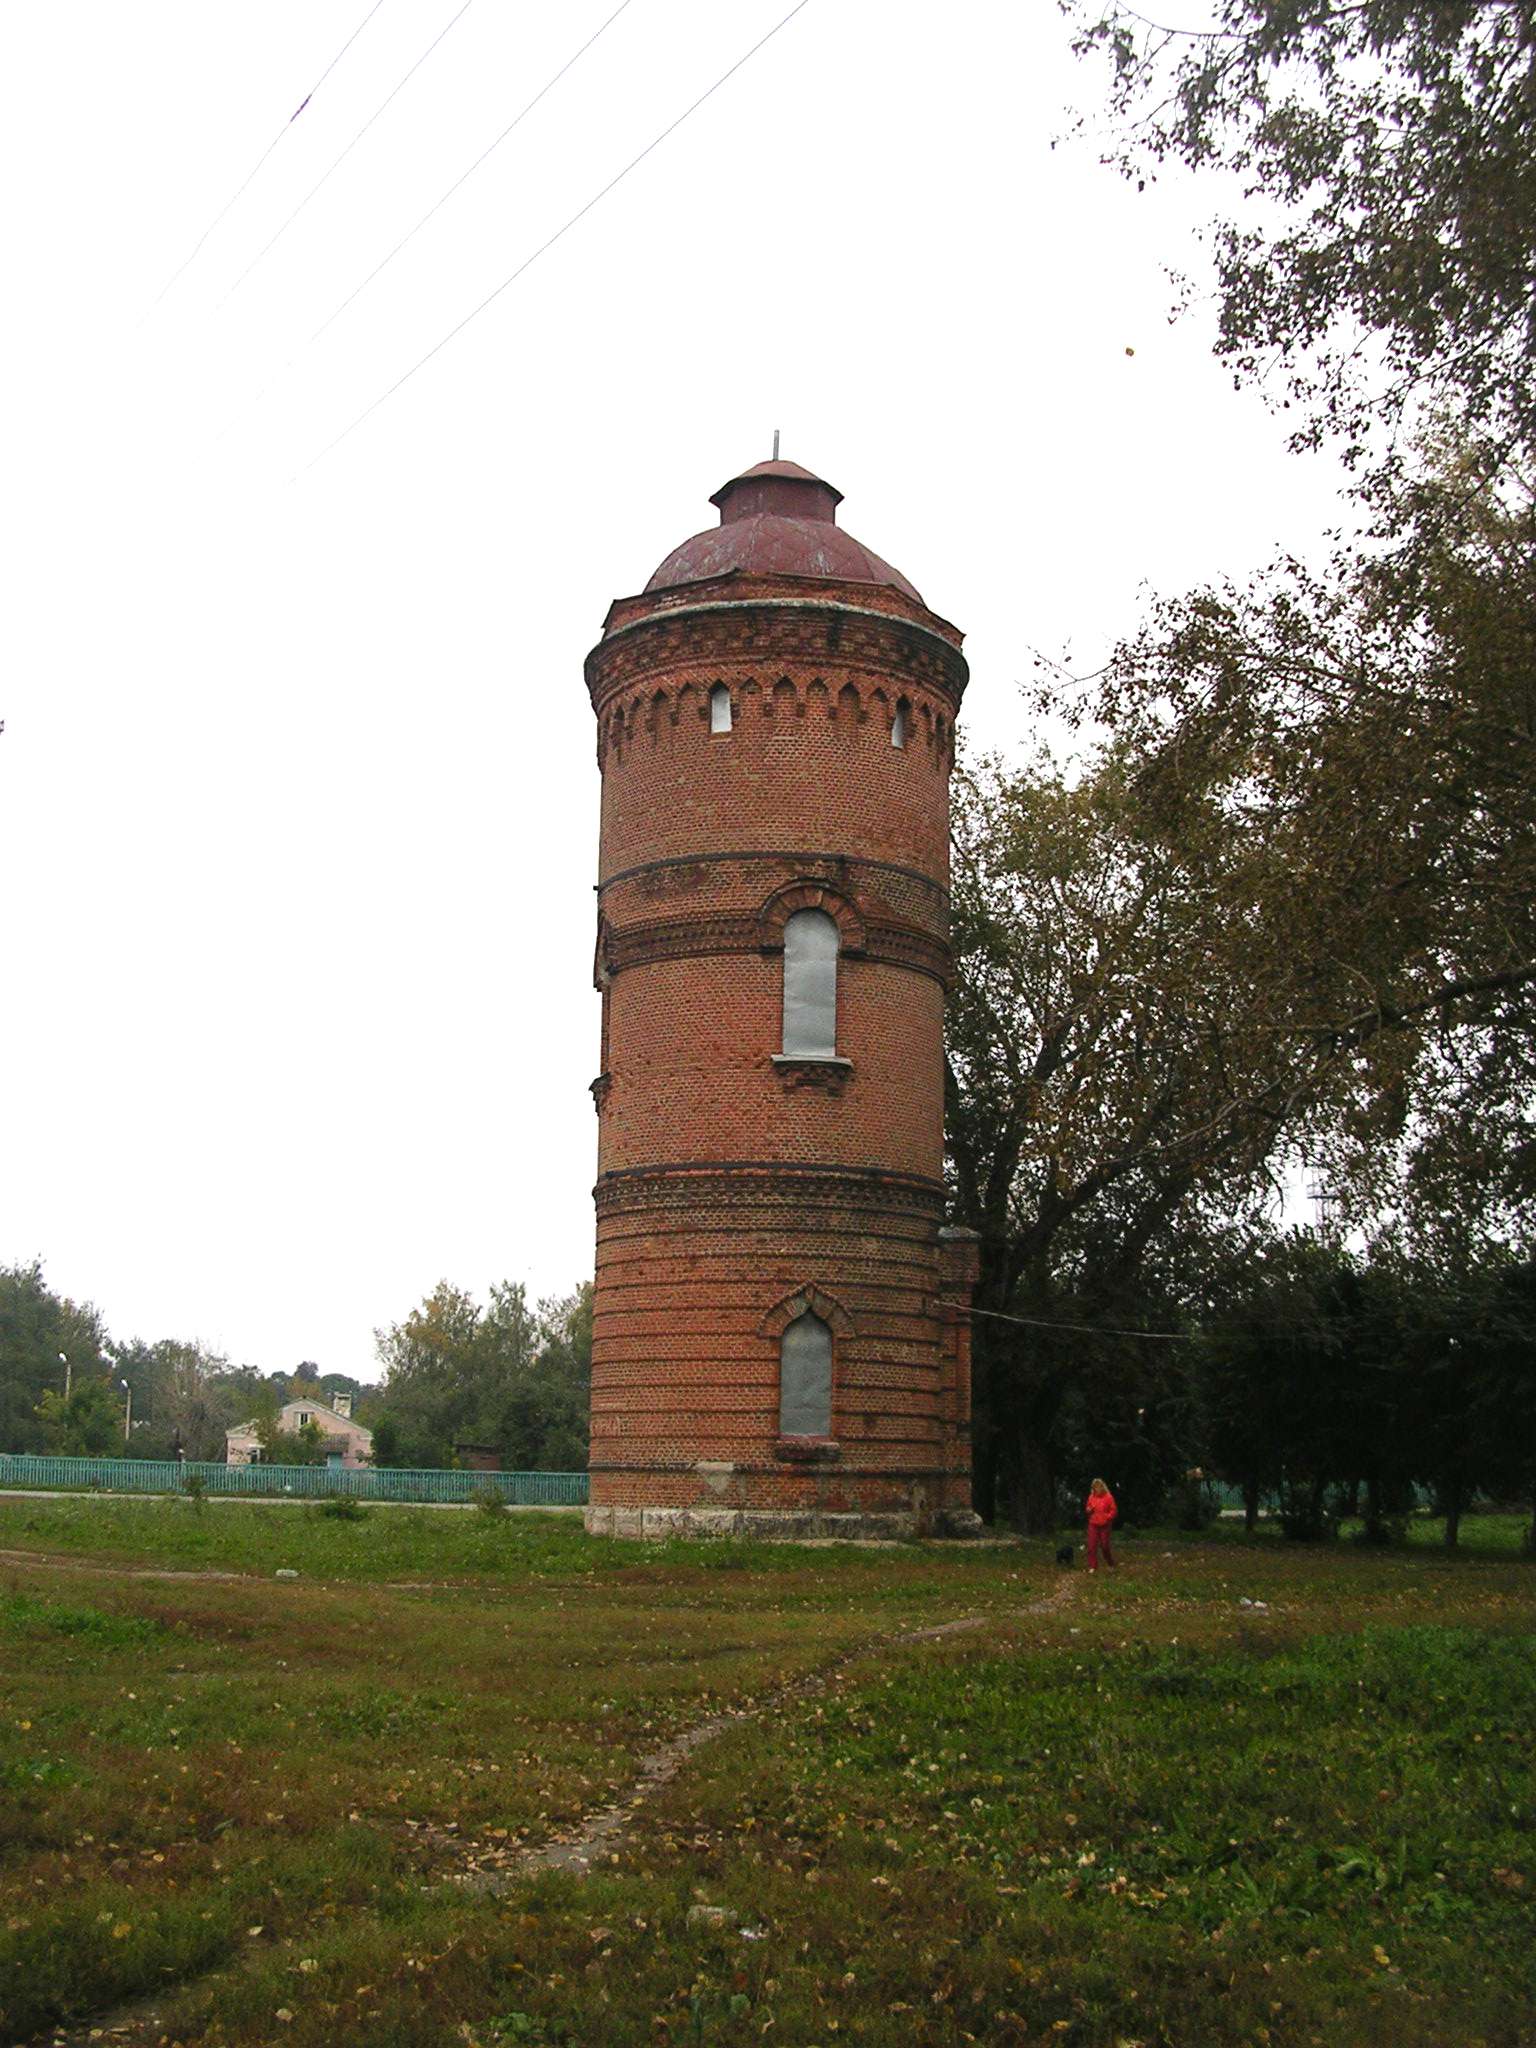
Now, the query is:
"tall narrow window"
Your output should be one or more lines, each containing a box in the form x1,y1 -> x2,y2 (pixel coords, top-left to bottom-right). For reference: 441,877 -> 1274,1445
780,1310 -> 832,1437
709,683 -> 732,733
782,909 -> 839,1056
891,699 -> 907,748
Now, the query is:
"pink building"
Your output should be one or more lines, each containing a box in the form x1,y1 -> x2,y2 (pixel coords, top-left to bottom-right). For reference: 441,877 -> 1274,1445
225,1395 -> 373,1469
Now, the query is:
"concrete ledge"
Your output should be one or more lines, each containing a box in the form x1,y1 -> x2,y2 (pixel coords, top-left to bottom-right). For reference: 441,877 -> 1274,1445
584,1505 -> 985,1543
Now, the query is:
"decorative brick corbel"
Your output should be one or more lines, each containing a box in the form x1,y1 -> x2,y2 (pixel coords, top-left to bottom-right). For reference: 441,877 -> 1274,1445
756,881 -> 866,955
757,1285 -> 854,1342
770,1054 -> 853,1097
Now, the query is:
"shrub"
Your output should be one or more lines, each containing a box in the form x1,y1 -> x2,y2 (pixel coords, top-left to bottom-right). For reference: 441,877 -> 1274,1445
316,1494 -> 368,1522
1163,1471 -> 1212,1531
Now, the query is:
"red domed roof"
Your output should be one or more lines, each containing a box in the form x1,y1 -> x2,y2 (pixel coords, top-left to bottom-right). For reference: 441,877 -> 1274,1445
644,458 -> 923,605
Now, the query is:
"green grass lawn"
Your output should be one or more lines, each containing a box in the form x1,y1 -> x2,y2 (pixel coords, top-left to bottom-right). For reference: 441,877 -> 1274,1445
1,1498 -> 1531,2047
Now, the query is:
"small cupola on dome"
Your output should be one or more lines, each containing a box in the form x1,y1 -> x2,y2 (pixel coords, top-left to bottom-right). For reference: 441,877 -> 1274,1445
645,455 -> 923,604
710,459 -> 843,526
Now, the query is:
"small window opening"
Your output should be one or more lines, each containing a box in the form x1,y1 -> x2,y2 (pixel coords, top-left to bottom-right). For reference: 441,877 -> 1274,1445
782,909 -> 839,1057
780,1310 -> 833,1437
709,683 -> 732,734
891,700 -> 908,749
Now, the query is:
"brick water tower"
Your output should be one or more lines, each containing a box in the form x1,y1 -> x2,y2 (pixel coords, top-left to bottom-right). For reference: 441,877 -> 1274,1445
582,456 -> 980,1539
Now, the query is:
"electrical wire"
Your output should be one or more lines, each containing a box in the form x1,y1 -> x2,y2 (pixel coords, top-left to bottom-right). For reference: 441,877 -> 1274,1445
146,0 -> 390,318
225,0 -> 639,438
275,0 -> 812,495
940,1304 -> 1197,1342
201,0 -> 481,330
939,1299 -> 1536,1343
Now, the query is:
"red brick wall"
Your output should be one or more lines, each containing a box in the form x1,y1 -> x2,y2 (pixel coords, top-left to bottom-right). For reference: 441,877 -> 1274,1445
585,562 -> 976,1522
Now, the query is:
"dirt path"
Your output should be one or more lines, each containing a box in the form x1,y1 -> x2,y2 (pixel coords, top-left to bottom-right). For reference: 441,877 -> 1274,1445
432,1575 -> 1078,1888
36,1565 -> 1075,2044
0,1546 -> 253,1584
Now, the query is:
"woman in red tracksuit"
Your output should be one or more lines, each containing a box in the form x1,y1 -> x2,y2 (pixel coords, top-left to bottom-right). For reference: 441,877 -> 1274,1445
1085,1477 -> 1117,1572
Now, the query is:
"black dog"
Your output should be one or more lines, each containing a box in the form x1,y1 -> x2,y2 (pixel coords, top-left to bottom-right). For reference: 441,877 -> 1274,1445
1055,1543 -> 1075,1567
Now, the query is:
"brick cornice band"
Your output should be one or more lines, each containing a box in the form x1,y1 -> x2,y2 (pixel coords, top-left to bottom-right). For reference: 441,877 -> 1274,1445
598,849 -> 949,907
587,592 -> 970,714
593,1161 -> 945,1220
598,909 -> 951,986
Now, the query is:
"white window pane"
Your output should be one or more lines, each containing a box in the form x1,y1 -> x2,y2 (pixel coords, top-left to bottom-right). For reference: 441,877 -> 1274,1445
782,910 -> 838,1056
891,703 -> 906,748
780,1311 -> 832,1436
710,684 -> 732,733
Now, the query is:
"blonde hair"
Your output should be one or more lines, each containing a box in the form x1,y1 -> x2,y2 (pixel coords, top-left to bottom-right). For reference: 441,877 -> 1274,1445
1090,1477 -> 1107,1492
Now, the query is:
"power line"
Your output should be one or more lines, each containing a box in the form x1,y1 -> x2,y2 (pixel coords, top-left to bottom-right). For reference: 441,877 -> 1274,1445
201,0 -> 481,330
276,0 -> 812,495
940,1299 -> 1536,1344
146,0 -> 390,318
941,1304 -> 1196,1342
225,0 -> 639,438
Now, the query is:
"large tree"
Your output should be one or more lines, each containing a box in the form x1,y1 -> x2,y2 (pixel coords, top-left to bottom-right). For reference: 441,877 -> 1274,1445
1068,0 -> 1536,497
946,745 -> 1335,1525
948,485 -> 1534,1524
112,1336 -> 245,1462
938,0 -> 1536,1524
1061,0 -> 1536,1222
0,1260 -> 111,1455
1084,467 -> 1536,1230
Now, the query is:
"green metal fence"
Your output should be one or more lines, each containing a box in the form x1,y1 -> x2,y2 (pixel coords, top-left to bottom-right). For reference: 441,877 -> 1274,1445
0,1455 -> 587,1506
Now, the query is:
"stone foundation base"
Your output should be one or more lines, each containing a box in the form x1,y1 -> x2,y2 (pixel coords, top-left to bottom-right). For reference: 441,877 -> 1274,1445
584,1504 -> 985,1543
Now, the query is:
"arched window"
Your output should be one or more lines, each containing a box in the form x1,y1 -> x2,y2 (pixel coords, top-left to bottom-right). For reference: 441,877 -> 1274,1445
709,683 -> 732,733
779,1310 -> 832,1437
781,909 -> 839,1057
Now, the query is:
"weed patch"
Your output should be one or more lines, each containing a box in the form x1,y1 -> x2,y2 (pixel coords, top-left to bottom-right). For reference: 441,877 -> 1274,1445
0,1506 -> 1530,2045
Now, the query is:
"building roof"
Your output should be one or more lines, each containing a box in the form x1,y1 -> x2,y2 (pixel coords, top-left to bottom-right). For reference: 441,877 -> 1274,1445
644,458 -> 923,605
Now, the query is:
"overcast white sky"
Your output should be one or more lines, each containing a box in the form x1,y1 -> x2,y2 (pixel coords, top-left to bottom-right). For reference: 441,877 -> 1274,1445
1,0 -> 1345,1382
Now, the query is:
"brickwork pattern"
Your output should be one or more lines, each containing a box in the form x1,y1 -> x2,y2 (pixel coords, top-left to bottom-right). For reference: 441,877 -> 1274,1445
585,491 -> 978,1531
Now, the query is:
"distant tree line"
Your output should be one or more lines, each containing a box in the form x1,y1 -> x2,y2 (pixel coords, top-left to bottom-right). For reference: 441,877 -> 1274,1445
368,1280 -> 591,1472
1001,1231 -> 1536,1550
0,1263 -> 372,1461
0,1261 -> 591,1474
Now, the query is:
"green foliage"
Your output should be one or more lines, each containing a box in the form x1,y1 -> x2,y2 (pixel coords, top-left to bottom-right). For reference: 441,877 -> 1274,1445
314,1493 -> 368,1521
112,1334 -> 245,1461
948,1 -> 1536,1530
1067,0 -> 1536,496
35,1376 -> 126,1458
259,1418 -> 327,1466
1056,0 -> 1536,1233
370,1279 -> 591,1471
1074,476 -> 1536,1239
0,1259 -> 110,1454
946,748 -> 1309,1526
